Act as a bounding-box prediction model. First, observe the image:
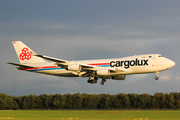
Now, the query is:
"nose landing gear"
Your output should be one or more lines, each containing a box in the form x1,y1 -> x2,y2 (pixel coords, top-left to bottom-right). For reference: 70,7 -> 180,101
155,71 -> 159,80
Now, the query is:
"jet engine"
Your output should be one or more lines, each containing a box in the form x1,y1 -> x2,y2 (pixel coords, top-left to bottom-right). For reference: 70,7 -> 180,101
112,75 -> 126,80
96,69 -> 110,76
65,64 -> 81,71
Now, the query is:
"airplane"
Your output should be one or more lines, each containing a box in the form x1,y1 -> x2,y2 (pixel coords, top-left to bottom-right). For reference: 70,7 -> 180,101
6,41 -> 175,85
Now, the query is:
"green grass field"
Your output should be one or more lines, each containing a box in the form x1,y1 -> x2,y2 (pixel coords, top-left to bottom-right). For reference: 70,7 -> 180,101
0,110 -> 180,120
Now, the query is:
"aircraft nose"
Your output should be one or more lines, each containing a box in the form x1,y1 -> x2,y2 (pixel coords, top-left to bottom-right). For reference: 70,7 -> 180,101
165,58 -> 175,68
170,60 -> 175,67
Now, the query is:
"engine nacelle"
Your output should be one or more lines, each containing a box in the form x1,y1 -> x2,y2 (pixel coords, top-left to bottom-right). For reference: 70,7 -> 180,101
112,75 -> 126,80
96,69 -> 110,76
66,64 -> 81,71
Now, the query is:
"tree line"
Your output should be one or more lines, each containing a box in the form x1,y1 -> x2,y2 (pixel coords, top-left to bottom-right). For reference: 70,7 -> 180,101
0,92 -> 180,110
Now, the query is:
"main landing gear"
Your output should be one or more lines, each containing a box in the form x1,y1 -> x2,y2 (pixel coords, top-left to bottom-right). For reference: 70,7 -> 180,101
87,75 -> 106,85
87,74 -> 98,84
100,77 -> 106,85
155,71 -> 159,80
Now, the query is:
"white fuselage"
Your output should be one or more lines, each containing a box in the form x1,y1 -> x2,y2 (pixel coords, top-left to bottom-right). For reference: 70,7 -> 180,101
7,41 -> 176,85
18,54 -> 175,78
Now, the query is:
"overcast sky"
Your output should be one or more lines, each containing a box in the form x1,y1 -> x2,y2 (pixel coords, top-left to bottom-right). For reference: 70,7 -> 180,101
1,0 -> 180,96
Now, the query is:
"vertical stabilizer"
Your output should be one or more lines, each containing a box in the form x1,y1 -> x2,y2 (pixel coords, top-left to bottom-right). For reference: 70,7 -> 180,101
12,41 -> 45,64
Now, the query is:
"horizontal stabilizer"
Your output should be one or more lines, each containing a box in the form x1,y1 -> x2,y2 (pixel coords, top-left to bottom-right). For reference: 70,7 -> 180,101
6,62 -> 35,68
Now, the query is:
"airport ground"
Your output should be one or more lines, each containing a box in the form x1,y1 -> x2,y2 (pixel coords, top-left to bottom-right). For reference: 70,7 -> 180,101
0,110 -> 180,120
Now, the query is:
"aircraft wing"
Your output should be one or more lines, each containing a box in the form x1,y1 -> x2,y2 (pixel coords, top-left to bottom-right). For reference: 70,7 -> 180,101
80,63 -> 96,68
6,62 -> 35,68
34,54 -> 68,63
34,54 -> 96,68
34,54 -> 131,74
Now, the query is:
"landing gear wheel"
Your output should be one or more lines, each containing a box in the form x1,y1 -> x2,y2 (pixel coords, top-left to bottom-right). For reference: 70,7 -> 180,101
155,76 -> 158,80
94,77 -> 98,80
91,80 -> 94,84
100,77 -> 106,85
87,80 -> 91,83
100,82 -> 104,85
94,80 -> 97,83
102,79 -> 106,82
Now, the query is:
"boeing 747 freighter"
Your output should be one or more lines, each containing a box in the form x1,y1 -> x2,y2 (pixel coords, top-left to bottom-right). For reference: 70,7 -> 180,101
6,41 -> 175,85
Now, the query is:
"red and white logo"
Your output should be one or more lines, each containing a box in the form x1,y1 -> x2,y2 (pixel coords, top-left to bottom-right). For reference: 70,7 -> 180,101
19,47 -> 31,60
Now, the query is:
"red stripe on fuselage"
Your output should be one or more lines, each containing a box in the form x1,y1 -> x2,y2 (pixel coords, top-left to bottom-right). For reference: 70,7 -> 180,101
88,63 -> 109,66
19,63 -> 110,71
19,66 -> 58,71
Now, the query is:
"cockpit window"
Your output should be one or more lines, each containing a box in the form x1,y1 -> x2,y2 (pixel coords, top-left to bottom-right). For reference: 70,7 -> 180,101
159,55 -> 163,57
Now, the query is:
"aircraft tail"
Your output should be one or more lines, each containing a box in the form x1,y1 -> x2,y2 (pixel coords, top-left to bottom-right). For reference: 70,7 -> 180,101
12,41 -> 45,64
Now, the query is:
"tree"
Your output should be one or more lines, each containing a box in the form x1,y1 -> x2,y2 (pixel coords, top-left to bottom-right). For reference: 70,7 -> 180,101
128,93 -> 139,109
27,94 -> 37,109
72,93 -> 83,109
174,92 -> 180,109
167,93 -> 175,108
0,94 -> 19,110
116,93 -> 130,109
53,94 -> 67,109
82,93 -> 89,109
137,94 -> 151,108
97,94 -> 111,109
152,93 -> 166,109
86,94 -> 100,109
64,93 -> 73,109
21,96 -> 28,109
0,98 -> 5,110
39,94 -> 53,109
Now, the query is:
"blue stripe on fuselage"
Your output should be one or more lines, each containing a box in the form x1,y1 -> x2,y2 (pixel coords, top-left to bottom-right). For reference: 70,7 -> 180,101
26,65 -> 110,72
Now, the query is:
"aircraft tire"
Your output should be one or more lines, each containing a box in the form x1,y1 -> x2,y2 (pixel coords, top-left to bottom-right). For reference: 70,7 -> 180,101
87,80 -> 91,83
155,76 -> 158,80
94,80 -> 97,83
91,80 -> 94,84
102,79 -> 106,82
100,82 -> 104,85
94,77 -> 98,80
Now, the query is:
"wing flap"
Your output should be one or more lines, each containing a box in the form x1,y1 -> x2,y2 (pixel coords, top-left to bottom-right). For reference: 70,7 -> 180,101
80,64 -> 96,68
